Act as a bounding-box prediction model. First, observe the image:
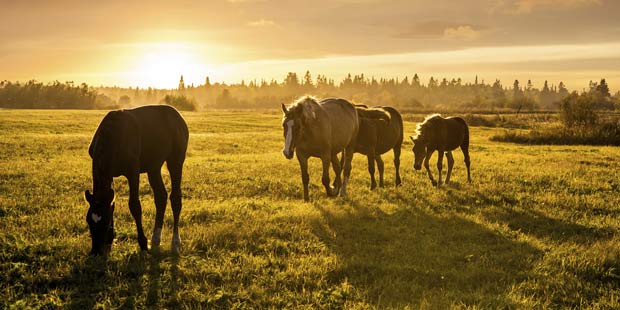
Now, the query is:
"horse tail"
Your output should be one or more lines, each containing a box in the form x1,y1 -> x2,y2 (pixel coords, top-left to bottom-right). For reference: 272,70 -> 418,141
356,107 -> 391,124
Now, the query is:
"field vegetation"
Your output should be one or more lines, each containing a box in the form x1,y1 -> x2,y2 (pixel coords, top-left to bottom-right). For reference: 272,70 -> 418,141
2,109 -> 620,309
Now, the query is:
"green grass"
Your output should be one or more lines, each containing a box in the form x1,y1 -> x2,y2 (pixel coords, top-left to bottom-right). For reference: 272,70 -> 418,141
2,109 -> 620,309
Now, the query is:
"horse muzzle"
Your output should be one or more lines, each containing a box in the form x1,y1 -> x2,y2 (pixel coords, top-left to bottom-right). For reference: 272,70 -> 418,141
282,149 -> 294,160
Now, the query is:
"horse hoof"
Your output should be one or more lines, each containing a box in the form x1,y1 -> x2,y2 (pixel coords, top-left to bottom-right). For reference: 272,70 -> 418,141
171,243 -> 182,255
431,181 -> 437,186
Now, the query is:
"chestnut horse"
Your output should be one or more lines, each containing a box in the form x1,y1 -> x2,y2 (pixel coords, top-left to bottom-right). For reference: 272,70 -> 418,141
281,97 -> 359,201
85,105 -> 188,255
353,105 -> 403,189
410,114 -> 471,186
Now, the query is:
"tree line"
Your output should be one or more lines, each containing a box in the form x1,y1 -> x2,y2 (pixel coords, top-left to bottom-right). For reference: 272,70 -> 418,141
1,73 -> 618,112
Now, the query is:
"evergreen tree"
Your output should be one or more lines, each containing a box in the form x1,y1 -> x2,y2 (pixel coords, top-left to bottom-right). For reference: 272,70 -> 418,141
303,70 -> 313,88
412,74 -> 420,87
178,75 -> 185,91
596,78 -> 610,97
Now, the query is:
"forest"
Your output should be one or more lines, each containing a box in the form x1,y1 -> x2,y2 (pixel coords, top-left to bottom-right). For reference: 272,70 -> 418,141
1,73 -> 618,112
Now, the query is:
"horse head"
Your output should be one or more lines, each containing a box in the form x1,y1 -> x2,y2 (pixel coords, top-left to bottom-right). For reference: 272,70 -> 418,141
410,136 -> 426,170
281,99 -> 317,159
84,189 -> 116,256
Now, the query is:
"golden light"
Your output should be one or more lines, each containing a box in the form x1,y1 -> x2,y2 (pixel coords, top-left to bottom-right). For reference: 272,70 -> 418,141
129,42 -> 209,89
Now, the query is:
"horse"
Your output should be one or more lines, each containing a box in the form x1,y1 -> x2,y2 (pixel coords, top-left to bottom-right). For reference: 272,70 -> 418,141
353,105 -> 403,189
281,97 -> 359,201
84,105 -> 189,255
410,114 -> 471,186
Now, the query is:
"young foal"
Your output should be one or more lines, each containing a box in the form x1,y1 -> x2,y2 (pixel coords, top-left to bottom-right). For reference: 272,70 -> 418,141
85,105 -> 189,255
354,105 -> 403,189
281,97 -> 359,201
410,114 -> 471,186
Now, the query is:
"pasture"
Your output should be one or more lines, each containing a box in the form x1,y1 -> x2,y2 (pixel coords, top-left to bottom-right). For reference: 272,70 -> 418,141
1,109 -> 620,309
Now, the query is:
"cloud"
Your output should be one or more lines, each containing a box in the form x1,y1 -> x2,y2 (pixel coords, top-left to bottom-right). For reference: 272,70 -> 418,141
396,21 -> 485,40
443,26 -> 481,41
512,0 -> 602,13
247,19 -> 276,27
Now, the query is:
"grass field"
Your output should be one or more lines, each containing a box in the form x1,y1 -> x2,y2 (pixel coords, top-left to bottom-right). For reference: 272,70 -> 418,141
2,109 -> 620,309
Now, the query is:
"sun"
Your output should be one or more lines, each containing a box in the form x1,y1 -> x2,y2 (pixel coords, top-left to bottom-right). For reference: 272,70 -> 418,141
130,42 -> 208,89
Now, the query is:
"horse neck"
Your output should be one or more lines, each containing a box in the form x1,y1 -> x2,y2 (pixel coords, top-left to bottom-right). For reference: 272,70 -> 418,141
92,157 -> 114,201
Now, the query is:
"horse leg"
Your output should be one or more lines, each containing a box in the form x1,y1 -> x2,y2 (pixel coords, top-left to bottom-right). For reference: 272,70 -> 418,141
127,173 -> 148,252
297,152 -> 310,201
436,150 -> 444,187
331,152 -> 342,194
445,151 -> 454,184
393,144 -> 402,187
321,154 -> 336,197
147,170 -> 168,248
340,145 -> 355,198
168,159 -> 184,254
424,150 -> 436,186
462,146 -> 472,183
367,152 -> 377,190
375,154 -> 384,188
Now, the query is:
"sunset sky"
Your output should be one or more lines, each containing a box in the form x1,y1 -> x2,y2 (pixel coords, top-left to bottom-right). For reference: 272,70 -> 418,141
1,0 -> 619,91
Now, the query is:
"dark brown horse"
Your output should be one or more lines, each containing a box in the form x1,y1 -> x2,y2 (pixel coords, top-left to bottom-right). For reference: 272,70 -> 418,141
410,114 -> 471,186
85,105 -> 189,255
353,105 -> 403,189
281,97 -> 359,201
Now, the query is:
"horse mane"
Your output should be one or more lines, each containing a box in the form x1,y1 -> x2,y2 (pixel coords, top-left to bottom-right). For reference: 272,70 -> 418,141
414,114 -> 443,140
355,106 -> 391,123
286,96 -> 320,122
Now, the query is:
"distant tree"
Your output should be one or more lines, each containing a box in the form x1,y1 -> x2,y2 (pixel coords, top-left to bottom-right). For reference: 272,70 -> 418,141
428,77 -> 437,88
162,94 -> 196,111
558,81 -> 569,97
119,95 -> 131,106
178,75 -> 185,91
596,78 -> 610,97
560,92 -> 598,128
284,72 -> 300,87
412,74 -> 420,87
513,80 -> 521,99
204,76 -> 211,87
491,79 -> 505,106
303,70 -> 313,88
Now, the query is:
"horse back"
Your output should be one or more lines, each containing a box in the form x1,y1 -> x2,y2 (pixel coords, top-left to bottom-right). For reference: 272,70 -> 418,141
126,105 -> 189,170
444,117 -> 469,150
318,98 -> 359,149
90,105 -> 188,175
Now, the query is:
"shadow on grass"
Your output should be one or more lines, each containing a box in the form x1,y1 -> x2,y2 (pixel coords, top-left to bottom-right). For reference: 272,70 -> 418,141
483,207 -> 615,245
311,199 -> 542,308
62,250 -> 180,309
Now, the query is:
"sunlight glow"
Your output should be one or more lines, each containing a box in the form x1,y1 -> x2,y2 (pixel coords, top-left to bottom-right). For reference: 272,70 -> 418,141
129,42 -> 211,89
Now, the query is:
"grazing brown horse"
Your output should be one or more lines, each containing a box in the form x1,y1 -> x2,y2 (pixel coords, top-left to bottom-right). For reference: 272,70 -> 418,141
410,114 -> 471,186
353,105 -> 403,189
85,105 -> 189,255
281,97 -> 359,201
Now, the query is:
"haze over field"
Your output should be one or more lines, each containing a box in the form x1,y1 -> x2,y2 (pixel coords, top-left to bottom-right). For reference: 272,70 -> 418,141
2,0 -> 619,91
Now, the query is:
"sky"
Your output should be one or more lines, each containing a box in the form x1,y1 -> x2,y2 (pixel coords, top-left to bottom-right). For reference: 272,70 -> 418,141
1,0 -> 619,91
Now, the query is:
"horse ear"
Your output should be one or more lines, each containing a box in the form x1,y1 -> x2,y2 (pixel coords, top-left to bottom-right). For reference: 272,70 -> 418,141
85,190 -> 94,204
281,103 -> 287,113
